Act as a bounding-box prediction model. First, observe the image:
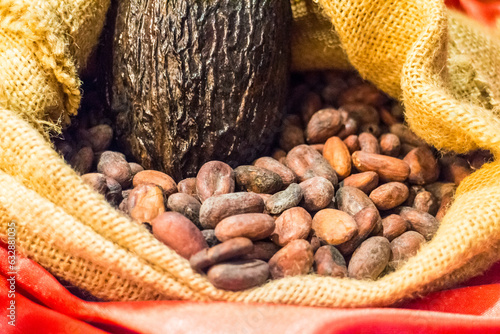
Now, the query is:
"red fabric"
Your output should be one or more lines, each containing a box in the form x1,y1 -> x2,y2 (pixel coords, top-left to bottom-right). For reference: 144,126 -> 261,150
445,0 -> 500,26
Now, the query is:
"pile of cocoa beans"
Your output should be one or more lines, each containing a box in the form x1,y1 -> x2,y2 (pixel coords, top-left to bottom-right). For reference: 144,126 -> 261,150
54,71 -> 492,292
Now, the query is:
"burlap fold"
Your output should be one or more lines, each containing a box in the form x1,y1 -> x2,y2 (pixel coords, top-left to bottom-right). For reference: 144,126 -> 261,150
1,0 -> 500,307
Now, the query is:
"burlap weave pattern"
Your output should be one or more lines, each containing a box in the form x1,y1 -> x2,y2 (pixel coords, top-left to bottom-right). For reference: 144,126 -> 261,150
0,0 -> 500,307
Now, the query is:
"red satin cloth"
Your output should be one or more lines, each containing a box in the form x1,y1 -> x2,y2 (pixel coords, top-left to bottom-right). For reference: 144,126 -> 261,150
446,0 -> 500,26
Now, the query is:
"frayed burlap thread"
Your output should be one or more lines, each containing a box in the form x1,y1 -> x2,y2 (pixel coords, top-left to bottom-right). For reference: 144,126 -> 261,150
1,0 -> 500,307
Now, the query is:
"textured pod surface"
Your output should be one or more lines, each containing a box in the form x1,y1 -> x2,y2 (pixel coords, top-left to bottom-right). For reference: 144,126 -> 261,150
105,0 -> 292,179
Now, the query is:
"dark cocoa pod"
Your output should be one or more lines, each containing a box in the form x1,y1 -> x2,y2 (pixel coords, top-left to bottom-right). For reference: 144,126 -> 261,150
104,0 -> 292,179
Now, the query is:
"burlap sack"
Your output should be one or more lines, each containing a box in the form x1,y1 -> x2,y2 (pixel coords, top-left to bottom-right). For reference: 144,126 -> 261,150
1,0 -> 500,307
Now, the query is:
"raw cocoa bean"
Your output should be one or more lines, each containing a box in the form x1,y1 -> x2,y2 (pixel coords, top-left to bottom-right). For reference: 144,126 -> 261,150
337,207 -> 380,255
299,177 -> 335,212
265,183 -> 303,214
468,150 -> 493,170
439,155 -> 472,185
87,124 -> 113,152
343,135 -> 360,153
404,147 -> 439,185
360,123 -> 382,137
381,214 -> 409,241
207,259 -> 269,291
335,186 -> 378,216
279,122 -> 305,152
424,182 -> 456,201
309,233 -> 322,252
199,192 -> 264,229
342,172 -> 379,194
348,236 -> 391,280
398,207 -> 440,240
167,193 -> 202,228
253,157 -> 297,186
269,239 -> 314,279
201,229 -> 220,248
323,136 -> 351,179
379,133 -> 401,157
196,161 -> 235,202
105,177 -> 123,206
190,237 -> 253,271
403,185 -> 424,206
128,184 -> 165,223
352,151 -> 410,182
379,108 -> 398,126
314,245 -> 347,277
309,144 -> 325,154
215,213 -> 275,242
242,241 -> 281,261
340,103 -> 380,124
152,212 -> 208,259
81,173 -> 108,195
272,149 -> 287,162
339,83 -> 387,107
129,162 -> 144,177
55,140 -> 74,161
132,170 -> 177,197
271,207 -> 312,246
300,91 -> 322,124
389,231 -> 426,270
177,178 -> 198,198
70,146 -> 94,175
358,132 -> 380,154
305,108 -> 343,143
97,151 -> 132,188
234,165 -> 284,194
413,191 -> 438,215
312,209 -> 358,245
286,145 -> 338,186
436,192 -> 453,222
389,124 -> 427,147
336,116 -> 358,139
369,182 -> 409,210
400,143 -> 417,156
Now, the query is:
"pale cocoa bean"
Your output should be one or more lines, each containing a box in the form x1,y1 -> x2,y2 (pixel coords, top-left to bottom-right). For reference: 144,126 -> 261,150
234,165 -> 283,194
339,83 -> 388,107
389,231 -> 426,270
202,229 -> 220,248
342,172 -> 379,194
337,207 -> 380,255
358,132 -> 380,154
404,147 -> 439,185
254,157 -> 297,186
70,146 -> 94,175
167,193 -> 201,228
269,239 -> 314,279
265,183 -> 303,215
352,151 -> 410,182
398,207 -> 440,240
343,135 -> 360,153
413,191 -> 438,215
305,108 -> 342,144
271,207 -> 312,246
207,259 -> 269,291
105,177 -> 123,206
335,186 -> 378,216
81,173 -> 107,195
369,182 -> 409,210
87,124 -> 113,152
379,133 -> 401,157
348,236 -> 391,280
199,192 -> 264,229
190,237 -> 253,271
152,212 -> 208,259
215,213 -> 275,242
340,103 -> 380,124
286,145 -> 338,186
299,177 -> 335,211
196,161 -> 235,202
439,155 -> 472,185
279,122 -> 305,152
242,241 -> 281,261
97,151 -> 132,188
129,162 -> 144,177
403,185 -> 424,206
381,214 -> 408,241
177,178 -> 198,198
312,209 -> 358,245
323,136 -> 351,179
128,184 -> 165,223
314,245 -> 347,277
389,124 -> 427,147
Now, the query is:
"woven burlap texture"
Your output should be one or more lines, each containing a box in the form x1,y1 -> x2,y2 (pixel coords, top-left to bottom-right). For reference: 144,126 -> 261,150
1,0 -> 500,307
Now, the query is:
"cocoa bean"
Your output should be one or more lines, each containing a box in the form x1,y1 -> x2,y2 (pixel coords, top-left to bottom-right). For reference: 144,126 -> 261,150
105,177 -> 123,206
190,237 -> 253,271
389,124 -> 427,147
87,124 -> 113,152
309,143 -> 325,154
242,241 -> 281,261
424,182 -> 456,201
439,155 -> 472,185
335,186 -> 378,216
234,165 -> 284,194
70,146 -> 94,175
398,207 -> 440,240
196,161 -> 235,202
348,236 -> 391,280
279,122 -> 305,152
436,192 -> 454,222
343,135 -> 360,153
352,151 -> 410,182
300,91 -> 322,124
128,184 -> 165,223
359,123 -> 382,137
340,103 -> 380,124
207,259 -> 269,291
312,209 -> 358,245
202,229 -> 220,248
129,162 -> 144,177
269,239 -> 314,279
299,177 -> 335,212
253,157 -> 297,186
342,172 -> 379,194
272,149 -> 287,162
167,193 -> 202,228
177,178 -> 198,198
215,213 -> 275,242
336,116 -> 358,139
314,245 -> 347,277
379,108 -> 398,126
271,207 -> 312,246
404,147 -> 439,185
305,108 -> 343,144
358,132 -> 380,154
133,170 -> 177,196
369,182 -> 409,210
323,136 -> 351,179
265,183 -> 303,215
413,191 -> 438,215
339,83 -> 387,107
81,173 -> 108,195
286,145 -> 338,186
381,214 -> 409,241
337,207 -> 380,255
379,133 -> 401,157
97,151 -> 132,188
389,231 -> 426,270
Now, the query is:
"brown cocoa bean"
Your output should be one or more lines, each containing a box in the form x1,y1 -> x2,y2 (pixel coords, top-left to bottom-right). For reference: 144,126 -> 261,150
314,245 -> 347,277
97,151 -> 132,188
265,183 -> 303,215
312,209 -> 358,245
196,161 -> 235,202
279,122 -> 305,152
379,108 -> 398,126
339,83 -> 387,107
323,136 -> 351,179
358,132 -> 380,154
105,177 -> 123,206
167,193 -> 202,228
207,259 -> 269,291
468,150 -> 493,170
128,184 -> 165,223
436,192 -> 454,222
129,162 -> 144,177
242,241 -> 281,261
70,146 -> 94,175
286,145 -> 338,186
424,182 -> 456,201
87,124 -> 113,152
342,172 -> 379,194
389,124 -> 427,147
199,192 -> 264,229
152,212 -> 208,259
336,116 -> 359,139
271,207 -> 312,246
343,135 -> 360,153
133,170 -> 177,196
309,234 -> 322,252
272,149 -> 287,162
439,155 -> 472,185
305,108 -> 343,144
215,213 -> 275,242
413,191 -> 438,215
404,147 -> 439,185
81,173 -> 108,195
309,143 -> 325,154
369,182 -> 409,210
359,123 -> 382,137
352,151 -> 410,182
300,91 -> 322,124
269,239 -> 314,279
389,231 -> 426,270
381,214 -> 409,241
398,207 -> 440,240
335,186 -> 378,216
190,237 -> 253,271
337,207 -> 380,255
253,157 -> 297,186
348,236 -> 391,280
234,165 -> 284,194
202,229 -> 220,248
299,177 -> 335,211
177,177 -> 198,198
379,133 -> 401,157
340,103 -> 380,124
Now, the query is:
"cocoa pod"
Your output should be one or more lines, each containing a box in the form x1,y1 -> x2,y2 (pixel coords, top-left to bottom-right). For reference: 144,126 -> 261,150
323,136 -> 351,179
398,207 -> 440,240
214,213 -> 275,242
286,145 -> 338,186
271,207 -> 312,246
352,151 -> 410,182
265,183 -> 303,215
314,245 -> 347,277
404,147 -> 439,185
381,214 -> 409,241
312,209 -> 358,245
167,193 -> 202,228
305,108 -> 343,144
358,132 -> 380,154
342,171 -> 379,194
207,260 -> 269,291
379,133 -> 401,157
348,236 -> 391,280
253,157 -> 297,186
133,170 -> 177,196
389,231 -> 426,270
269,239 -> 314,279
196,161 -> 235,202
369,182 -> 409,210
97,151 -> 133,188
234,165 -> 284,194
190,237 -> 253,271
128,184 -> 165,223
299,177 -> 335,212
337,207 -> 380,255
